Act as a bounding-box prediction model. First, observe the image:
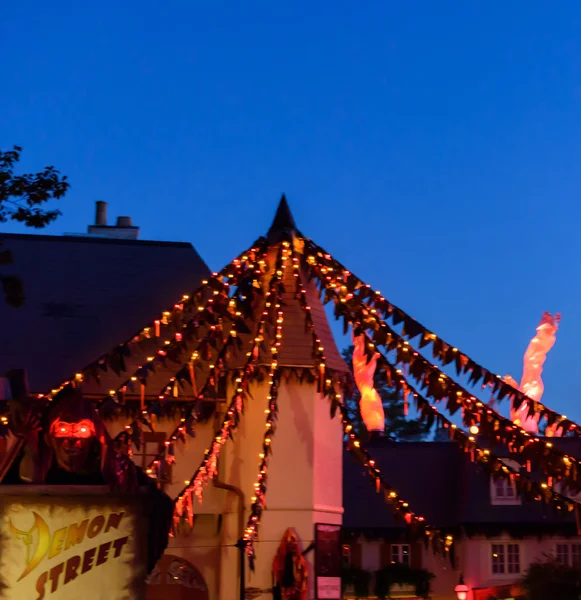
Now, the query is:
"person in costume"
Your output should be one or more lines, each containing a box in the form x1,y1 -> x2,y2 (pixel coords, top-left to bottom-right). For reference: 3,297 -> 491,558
5,387 -> 173,574
272,528 -> 308,600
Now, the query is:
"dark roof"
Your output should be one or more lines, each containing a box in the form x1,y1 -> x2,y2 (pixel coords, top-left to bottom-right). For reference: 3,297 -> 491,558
343,439 -> 581,535
0,233 -> 210,394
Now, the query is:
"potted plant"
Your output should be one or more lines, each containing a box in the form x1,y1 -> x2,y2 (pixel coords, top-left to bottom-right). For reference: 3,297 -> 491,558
342,566 -> 372,598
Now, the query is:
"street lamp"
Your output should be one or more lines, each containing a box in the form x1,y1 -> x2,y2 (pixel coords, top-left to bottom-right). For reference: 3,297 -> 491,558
455,575 -> 469,600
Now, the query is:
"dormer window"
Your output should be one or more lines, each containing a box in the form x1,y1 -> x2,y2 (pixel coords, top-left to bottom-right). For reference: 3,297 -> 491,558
490,459 -> 521,506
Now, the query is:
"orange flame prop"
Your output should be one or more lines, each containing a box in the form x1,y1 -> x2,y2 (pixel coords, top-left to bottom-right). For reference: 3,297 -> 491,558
352,334 -> 385,432
509,312 -> 560,434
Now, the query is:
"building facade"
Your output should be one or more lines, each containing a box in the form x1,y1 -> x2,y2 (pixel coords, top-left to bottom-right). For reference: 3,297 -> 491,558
343,439 -> 581,599
0,201 -> 349,599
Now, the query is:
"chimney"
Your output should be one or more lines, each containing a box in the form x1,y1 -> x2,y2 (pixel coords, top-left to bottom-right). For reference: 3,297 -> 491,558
95,201 -> 107,226
87,201 -> 140,240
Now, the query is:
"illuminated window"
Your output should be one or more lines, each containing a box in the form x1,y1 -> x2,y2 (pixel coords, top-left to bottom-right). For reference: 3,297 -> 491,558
492,543 -> 520,575
141,432 -> 172,490
391,544 -> 410,566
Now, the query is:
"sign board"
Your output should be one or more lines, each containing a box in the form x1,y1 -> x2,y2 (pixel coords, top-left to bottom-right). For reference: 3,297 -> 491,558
314,523 -> 342,600
0,486 -> 148,600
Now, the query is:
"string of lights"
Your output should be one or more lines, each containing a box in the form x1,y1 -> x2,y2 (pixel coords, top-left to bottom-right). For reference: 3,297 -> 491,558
39,237 -> 267,405
302,237 -> 580,438
243,241 -> 290,569
112,244 -> 269,451
104,242 -> 265,408
143,251 -> 270,479
369,330 -> 581,515
304,253 -> 581,495
172,243 -> 286,528
293,251 -> 454,557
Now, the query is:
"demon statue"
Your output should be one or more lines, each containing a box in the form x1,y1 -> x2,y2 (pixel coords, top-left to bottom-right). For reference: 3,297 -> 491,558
4,386 -> 173,574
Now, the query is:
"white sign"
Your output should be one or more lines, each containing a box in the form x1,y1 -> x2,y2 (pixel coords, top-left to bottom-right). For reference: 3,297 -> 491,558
0,487 -> 146,600
316,576 -> 341,599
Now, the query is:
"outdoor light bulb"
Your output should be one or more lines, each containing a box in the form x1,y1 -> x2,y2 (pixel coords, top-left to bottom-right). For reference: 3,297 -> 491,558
469,425 -> 479,435
455,580 -> 469,600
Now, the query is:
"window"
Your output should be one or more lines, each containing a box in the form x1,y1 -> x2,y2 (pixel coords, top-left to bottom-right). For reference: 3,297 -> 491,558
495,478 -> 516,498
391,544 -> 410,566
556,543 -> 581,568
492,543 -> 520,575
140,432 -> 172,490
553,482 -> 581,504
490,459 -> 521,505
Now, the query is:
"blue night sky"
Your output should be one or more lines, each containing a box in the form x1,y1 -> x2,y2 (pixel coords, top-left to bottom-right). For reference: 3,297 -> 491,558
2,2 -> 581,422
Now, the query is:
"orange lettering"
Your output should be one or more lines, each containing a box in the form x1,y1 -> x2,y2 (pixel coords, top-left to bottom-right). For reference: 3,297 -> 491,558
82,548 -> 96,574
87,516 -> 105,539
35,571 -> 47,600
112,536 -> 129,558
96,541 -> 111,566
65,520 -> 88,550
48,563 -> 64,594
64,555 -> 81,585
105,512 -> 124,533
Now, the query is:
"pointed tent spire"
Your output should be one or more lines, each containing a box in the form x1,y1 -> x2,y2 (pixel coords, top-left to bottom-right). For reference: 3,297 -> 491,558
267,194 -> 297,244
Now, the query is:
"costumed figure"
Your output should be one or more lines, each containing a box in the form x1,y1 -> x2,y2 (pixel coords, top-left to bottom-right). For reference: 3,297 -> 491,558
352,333 -> 385,433
272,528 -> 308,600
5,387 -> 174,574
508,312 -> 560,435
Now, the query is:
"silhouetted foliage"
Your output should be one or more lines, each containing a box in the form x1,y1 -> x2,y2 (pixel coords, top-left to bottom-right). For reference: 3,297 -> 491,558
522,556 -> 581,600
0,146 -> 69,306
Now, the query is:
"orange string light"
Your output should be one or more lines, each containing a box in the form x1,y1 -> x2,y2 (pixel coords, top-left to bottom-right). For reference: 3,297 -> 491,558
372,333 -> 579,513
305,247 -> 581,495
242,241 -> 290,567
173,243 -> 287,528
113,245 -> 267,448
40,239 -> 267,403
303,237 -> 579,438
293,252 -> 453,555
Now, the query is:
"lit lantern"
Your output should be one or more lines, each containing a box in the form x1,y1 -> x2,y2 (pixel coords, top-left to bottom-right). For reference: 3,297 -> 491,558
454,576 -> 469,600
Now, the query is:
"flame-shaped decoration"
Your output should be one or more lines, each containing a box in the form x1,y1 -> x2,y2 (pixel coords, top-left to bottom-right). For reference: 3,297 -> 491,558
352,333 -> 385,432
509,312 -> 560,434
